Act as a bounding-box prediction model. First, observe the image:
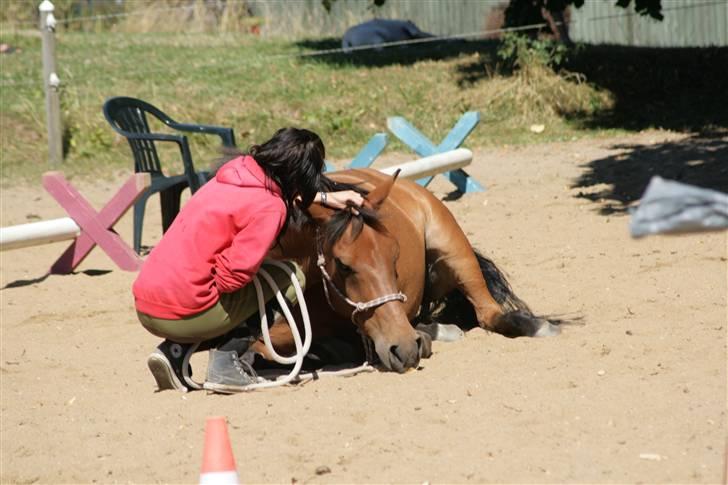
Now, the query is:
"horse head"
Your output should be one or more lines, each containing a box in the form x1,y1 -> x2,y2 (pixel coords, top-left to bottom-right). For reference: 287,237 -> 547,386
308,171 -> 425,372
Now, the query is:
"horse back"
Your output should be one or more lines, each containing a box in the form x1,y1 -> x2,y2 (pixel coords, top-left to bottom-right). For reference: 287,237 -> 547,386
330,168 -> 463,243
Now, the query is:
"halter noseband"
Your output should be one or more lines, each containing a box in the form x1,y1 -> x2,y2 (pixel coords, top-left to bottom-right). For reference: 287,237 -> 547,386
315,229 -> 407,325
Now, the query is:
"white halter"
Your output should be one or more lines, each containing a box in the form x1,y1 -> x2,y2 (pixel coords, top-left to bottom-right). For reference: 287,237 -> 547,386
315,229 -> 408,325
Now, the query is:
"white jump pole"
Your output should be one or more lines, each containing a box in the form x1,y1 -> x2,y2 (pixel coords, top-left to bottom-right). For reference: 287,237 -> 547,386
0,150 -> 472,251
0,217 -> 80,251
378,148 -> 472,181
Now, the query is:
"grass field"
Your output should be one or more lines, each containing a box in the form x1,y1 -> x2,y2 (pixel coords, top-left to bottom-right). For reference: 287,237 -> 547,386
0,29 -> 725,182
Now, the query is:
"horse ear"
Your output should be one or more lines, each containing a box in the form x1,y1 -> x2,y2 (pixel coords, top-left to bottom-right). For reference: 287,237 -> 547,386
307,202 -> 335,224
365,169 -> 400,210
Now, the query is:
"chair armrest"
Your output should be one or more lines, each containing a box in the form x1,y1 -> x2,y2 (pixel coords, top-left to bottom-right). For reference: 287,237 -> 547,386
166,122 -> 236,147
119,131 -> 186,144
115,128 -> 216,192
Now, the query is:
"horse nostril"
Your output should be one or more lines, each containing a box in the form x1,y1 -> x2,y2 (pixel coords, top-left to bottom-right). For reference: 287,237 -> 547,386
388,342 -> 418,372
388,344 -> 408,373
415,335 -> 423,352
389,345 -> 401,362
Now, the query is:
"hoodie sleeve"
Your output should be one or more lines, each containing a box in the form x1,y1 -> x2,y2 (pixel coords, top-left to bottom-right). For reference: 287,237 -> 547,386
211,210 -> 286,293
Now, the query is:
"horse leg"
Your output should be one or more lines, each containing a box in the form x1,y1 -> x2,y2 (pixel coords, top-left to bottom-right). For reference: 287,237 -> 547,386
413,288 -> 464,342
425,247 -> 502,328
248,318 -> 298,362
415,322 -> 465,342
247,286 -> 366,364
423,202 -> 558,338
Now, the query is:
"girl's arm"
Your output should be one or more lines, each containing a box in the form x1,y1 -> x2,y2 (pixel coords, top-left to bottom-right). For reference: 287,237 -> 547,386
212,210 -> 285,293
315,190 -> 365,209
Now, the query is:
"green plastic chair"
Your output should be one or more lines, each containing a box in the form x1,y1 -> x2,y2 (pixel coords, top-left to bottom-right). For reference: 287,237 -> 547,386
103,96 -> 236,253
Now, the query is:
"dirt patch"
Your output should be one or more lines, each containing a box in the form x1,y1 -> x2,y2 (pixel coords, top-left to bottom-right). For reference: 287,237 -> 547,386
1,131 -> 725,483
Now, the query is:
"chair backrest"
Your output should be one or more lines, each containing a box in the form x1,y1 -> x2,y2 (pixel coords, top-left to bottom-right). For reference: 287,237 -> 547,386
103,97 -> 172,174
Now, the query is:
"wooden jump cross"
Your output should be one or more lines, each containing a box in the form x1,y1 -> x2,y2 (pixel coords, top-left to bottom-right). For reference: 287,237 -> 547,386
42,171 -> 150,274
386,112 -> 484,193
343,111 -> 485,193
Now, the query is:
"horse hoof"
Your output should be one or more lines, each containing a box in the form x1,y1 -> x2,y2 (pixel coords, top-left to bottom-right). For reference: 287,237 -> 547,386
416,323 -> 465,342
534,320 -> 561,337
435,323 -> 465,342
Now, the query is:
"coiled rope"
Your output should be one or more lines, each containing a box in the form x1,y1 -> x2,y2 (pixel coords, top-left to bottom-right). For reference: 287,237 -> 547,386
233,259 -> 374,391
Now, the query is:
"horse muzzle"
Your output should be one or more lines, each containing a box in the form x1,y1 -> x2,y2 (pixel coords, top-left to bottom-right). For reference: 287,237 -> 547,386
372,332 -> 424,373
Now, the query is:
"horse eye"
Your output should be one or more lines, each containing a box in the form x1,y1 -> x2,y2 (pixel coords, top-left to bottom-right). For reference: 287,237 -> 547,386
334,257 -> 353,274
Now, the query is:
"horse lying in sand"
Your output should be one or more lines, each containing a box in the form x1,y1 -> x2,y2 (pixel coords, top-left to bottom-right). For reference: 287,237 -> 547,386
249,169 -> 561,373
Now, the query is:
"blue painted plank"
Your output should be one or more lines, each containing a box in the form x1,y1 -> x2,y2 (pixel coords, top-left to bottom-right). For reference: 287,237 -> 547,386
417,112 -> 481,186
387,117 -> 439,187
438,111 -> 480,151
386,117 -> 437,156
388,113 -> 485,192
349,133 -> 388,169
446,169 -> 485,193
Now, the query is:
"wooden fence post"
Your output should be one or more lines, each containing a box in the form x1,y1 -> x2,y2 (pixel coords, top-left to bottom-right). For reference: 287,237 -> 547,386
39,0 -> 63,167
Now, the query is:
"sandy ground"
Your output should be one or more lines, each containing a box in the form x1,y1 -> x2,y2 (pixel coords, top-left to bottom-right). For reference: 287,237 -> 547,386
1,131 -> 726,484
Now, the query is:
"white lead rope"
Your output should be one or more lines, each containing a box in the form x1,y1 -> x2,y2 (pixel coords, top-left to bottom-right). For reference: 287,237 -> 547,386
230,259 -> 374,391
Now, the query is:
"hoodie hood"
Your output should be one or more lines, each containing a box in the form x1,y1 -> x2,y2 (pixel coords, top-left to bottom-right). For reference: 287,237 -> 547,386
215,155 -> 282,196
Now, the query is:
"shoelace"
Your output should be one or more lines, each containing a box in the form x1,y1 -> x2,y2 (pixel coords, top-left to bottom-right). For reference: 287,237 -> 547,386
232,354 -> 258,381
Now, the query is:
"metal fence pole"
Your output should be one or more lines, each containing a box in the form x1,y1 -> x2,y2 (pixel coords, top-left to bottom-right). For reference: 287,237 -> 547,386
39,0 -> 63,166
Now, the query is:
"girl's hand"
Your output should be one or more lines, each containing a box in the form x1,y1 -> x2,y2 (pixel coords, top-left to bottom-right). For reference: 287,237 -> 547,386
320,190 -> 365,211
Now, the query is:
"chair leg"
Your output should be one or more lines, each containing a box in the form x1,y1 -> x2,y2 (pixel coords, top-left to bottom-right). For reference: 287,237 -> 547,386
133,192 -> 151,254
197,171 -> 210,187
160,184 -> 186,233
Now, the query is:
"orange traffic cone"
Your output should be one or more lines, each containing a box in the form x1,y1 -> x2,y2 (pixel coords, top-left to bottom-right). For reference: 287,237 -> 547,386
200,416 -> 239,485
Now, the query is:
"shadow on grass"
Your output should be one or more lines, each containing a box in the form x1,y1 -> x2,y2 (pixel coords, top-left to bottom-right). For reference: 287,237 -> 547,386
294,37 -> 500,68
299,39 -> 728,134
455,44 -> 728,132
571,131 -> 728,215
564,45 -> 728,132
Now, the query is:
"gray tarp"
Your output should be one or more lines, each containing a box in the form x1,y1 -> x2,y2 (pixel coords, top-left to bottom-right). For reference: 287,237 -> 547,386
630,176 -> 728,238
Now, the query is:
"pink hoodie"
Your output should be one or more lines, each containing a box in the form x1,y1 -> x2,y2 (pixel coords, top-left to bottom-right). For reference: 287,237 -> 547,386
132,155 -> 287,319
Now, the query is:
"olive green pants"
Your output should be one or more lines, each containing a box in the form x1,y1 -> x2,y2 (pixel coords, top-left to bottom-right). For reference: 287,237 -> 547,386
137,261 -> 304,344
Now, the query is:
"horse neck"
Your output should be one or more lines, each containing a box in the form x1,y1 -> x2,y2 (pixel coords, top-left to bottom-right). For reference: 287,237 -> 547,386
269,225 -> 321,284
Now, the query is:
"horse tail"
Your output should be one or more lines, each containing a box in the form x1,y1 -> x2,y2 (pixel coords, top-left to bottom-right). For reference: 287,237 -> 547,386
428,250 -> 566,338
473,250 -> 532,313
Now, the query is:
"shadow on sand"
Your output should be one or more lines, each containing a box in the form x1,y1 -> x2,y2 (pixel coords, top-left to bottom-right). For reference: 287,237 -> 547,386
571,131 -> 728,215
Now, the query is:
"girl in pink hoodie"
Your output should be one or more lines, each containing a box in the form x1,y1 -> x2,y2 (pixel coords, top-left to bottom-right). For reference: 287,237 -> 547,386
133,128 -> 363,394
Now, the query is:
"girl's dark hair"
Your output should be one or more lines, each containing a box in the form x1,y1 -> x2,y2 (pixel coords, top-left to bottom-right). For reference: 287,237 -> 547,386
250,127 -> 326,211
217,127 -> 366,236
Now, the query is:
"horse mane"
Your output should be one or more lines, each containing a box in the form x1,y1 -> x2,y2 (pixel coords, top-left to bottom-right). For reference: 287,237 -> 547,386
322,206 -> 385,250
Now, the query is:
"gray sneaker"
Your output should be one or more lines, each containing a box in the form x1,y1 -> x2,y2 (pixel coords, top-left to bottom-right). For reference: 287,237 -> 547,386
147,340 -> 201,392
203,349 -> 258,394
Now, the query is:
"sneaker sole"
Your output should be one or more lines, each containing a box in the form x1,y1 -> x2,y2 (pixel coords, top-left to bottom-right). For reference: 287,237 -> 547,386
147,352 -> 187,393
203,381 -> 255,394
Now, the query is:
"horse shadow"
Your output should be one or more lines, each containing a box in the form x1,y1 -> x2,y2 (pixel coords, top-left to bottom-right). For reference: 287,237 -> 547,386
571,132 -> 728,215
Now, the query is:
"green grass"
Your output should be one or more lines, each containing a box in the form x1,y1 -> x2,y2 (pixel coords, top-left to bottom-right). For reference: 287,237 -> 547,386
0,30 -> 632,182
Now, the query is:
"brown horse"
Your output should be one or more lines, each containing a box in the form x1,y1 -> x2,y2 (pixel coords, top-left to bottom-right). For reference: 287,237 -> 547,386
251,168 -> 560,373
